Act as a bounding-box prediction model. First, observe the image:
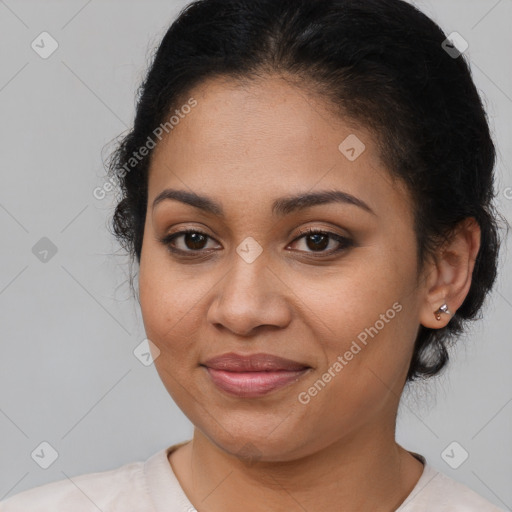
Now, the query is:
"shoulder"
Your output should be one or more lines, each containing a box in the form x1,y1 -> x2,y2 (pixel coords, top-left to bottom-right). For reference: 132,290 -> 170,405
400,461 -> 506,512
0,460 -> 151,512
428,470 -> 505,511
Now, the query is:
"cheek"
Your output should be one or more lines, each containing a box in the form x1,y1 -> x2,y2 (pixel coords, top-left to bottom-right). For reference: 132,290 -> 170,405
138,259 -> 204,405
138,245 -> 222,382
139,275 -> 197,352
138,247 -> 193,352
310,243 -> 418,384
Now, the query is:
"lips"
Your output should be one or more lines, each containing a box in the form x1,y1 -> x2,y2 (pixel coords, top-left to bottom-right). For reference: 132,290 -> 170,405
201,352 -> 310,372
201,352 -> 311,397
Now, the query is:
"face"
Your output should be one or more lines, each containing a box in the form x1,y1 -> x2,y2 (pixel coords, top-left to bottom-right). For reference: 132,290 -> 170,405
139,75 -> 427,462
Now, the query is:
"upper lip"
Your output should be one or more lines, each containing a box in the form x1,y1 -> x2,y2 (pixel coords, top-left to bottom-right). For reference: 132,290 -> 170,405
201,352 -> 310,372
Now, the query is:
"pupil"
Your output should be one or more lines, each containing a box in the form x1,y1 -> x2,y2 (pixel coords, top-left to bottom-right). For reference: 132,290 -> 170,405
307,233 -> 328,251
186,233 -> 206,250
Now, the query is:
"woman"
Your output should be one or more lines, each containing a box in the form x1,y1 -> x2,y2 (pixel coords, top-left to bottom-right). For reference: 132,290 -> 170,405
1,0 -> 507,510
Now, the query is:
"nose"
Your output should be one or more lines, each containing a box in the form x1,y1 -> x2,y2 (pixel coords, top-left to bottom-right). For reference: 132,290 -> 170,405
206,250 -> 292,337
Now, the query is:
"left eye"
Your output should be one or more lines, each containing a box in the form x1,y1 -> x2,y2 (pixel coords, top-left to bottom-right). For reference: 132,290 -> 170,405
288,228 -> 352,254
159,228 -> 352,256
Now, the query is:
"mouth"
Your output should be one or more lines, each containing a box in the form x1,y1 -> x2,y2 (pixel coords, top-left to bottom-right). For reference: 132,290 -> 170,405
202,366 -> 311,397
200,352 -> 312,398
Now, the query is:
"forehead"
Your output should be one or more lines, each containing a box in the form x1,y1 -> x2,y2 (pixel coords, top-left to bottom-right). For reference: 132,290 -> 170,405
152,74 -> 366,165
148,75 -> 411,221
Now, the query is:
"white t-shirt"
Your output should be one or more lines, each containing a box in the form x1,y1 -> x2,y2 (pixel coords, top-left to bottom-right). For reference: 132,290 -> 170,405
0,440 -> 505,511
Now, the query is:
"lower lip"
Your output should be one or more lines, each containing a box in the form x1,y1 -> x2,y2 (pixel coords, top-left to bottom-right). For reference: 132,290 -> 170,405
204,367 -> 310,397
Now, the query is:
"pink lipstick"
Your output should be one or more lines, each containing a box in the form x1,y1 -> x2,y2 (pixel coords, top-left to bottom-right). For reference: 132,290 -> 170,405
201,352 -> 311,398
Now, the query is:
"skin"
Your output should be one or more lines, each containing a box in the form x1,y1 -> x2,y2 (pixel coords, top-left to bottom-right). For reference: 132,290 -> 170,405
138,74 -> 481,512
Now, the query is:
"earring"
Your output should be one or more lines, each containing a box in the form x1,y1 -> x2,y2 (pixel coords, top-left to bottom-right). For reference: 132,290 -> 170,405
434,303 -> 451,321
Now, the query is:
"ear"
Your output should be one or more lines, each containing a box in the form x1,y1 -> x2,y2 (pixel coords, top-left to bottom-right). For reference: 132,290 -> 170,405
419,217 -> 481,329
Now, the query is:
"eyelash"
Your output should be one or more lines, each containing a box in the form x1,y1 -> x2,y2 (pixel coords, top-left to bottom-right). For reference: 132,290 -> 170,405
159,227 -> 353,258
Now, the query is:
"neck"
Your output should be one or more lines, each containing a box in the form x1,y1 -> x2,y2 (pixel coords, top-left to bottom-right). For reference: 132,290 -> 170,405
169,422 -> 424,512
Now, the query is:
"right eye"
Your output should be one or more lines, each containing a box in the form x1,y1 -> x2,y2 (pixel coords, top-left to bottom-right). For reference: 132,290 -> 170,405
159,229 -> 221,255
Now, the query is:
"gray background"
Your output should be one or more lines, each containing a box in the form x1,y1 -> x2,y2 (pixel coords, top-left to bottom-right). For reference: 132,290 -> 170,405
0,0 -> 511,509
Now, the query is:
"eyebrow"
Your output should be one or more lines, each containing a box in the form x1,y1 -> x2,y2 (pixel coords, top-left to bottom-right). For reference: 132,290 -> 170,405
152,188 -> 376,217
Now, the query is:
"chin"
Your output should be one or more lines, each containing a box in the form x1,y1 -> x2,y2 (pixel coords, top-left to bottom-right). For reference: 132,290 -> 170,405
198,424 -> 312,463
